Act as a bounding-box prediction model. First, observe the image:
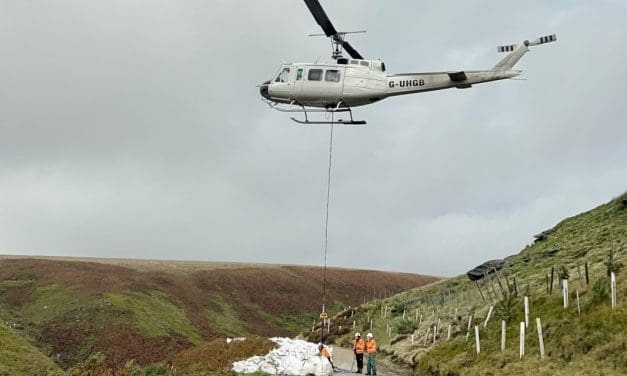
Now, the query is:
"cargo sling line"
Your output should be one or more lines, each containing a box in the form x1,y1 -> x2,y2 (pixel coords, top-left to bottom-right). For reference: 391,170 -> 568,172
321,113 -> 334,345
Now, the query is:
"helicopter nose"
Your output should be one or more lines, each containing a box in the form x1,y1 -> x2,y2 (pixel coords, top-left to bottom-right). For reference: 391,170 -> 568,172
259,80 -> 271,100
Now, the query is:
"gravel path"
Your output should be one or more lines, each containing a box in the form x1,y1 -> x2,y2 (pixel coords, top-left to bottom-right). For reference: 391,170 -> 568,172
331,347 -> 400,376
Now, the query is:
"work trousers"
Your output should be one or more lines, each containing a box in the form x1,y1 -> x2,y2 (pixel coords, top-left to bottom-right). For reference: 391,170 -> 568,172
367,353 -> 377,375
355,353 -> 364,372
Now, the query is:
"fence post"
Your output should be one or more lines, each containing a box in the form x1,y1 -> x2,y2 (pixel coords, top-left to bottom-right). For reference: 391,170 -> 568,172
549,267 -> 554,295
576,290 -> 581,316
501,320 -> 506,351
536,318 -> 545,359
585,262 -> 589,286
524,296 -> 530,328
447,324 -> 451,340
411,334 -> 414,345
519,322 -> 525,358
611,272 -> 617,309
467,314 -> 473,332
433,325 -> 437,345
563,279 -> 569,308
475,325 -> 480,354
484,306 -> 494,328
403,309 -> 406,319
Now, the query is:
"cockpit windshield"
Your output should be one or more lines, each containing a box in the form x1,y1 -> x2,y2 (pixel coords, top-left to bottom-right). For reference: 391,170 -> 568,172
275,67 -> 290,83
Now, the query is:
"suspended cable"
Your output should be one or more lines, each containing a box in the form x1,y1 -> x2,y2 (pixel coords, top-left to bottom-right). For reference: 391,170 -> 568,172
321,113 -> 334,344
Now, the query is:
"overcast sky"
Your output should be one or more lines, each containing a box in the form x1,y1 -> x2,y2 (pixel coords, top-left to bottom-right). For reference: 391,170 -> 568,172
1,0 -> 626,276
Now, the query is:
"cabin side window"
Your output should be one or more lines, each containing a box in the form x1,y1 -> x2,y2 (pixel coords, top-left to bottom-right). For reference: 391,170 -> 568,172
308,69 -> 323,81
325,70 -> 341,82
360,61 -> 370,67
350,60 -> 359,65
296,68 -> 303,80
275,67 -> 290,83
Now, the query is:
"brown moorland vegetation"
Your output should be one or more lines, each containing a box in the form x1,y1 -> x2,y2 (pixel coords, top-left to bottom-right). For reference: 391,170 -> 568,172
0,256 -> 438,371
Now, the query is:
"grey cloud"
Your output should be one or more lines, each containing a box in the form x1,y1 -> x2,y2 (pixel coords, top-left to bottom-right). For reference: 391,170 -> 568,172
1,1 -> 626,276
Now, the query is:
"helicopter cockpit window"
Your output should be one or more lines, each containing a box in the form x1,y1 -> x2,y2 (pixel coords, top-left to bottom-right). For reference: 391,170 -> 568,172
360,61 -> 370,67
325,70 -> 341,82
308,69 -> 323,81
275,68 -> 290,83
296,68 -> 303,80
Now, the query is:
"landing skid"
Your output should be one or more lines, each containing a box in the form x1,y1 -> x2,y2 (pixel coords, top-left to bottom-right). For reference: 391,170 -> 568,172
263,99 -> 367,125
290,117 -> 366,125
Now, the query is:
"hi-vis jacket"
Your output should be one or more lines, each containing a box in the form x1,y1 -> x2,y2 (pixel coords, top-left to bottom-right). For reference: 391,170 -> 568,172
353,338 -> 366,354
366,339 -> 377,354
319,347 -> 331,359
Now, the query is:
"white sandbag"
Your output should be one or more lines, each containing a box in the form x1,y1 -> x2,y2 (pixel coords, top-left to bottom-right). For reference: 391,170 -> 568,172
232,337 -> 333,375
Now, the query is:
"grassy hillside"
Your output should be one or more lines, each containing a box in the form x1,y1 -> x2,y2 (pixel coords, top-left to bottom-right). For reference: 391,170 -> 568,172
0,321 -> 62,376
0,257 -> 438,373
320,192 -> 627,375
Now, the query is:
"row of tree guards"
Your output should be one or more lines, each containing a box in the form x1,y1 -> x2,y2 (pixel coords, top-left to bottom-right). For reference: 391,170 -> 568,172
308,249 -> 620,362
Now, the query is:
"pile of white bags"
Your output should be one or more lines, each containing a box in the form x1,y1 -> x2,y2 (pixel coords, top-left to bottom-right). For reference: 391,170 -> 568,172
232,337 -> 333,376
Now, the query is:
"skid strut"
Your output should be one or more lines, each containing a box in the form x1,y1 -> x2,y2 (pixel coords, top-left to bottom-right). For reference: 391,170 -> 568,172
263,99 -> 366,125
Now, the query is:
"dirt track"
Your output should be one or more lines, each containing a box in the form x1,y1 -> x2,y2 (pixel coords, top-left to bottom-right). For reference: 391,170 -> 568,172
332,347 -> 400,376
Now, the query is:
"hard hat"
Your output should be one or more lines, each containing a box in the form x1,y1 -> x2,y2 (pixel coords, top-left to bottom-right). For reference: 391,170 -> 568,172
355,332 -> 361,337
366,333 -> 373,338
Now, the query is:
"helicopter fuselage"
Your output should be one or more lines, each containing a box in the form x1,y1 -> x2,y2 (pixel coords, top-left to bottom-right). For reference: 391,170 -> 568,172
261,58 -> 520,109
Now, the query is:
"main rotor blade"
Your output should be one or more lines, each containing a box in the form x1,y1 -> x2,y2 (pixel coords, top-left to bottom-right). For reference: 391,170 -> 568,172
342,41 -> 363,59
304,0 -> 337,37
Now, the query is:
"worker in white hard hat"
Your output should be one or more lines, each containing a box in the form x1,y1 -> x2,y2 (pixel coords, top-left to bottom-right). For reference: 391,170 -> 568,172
365,333 -> 377,375
353,332 -> 366,373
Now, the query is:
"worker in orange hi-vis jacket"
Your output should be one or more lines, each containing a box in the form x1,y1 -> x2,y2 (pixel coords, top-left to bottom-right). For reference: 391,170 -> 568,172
318,343 -> 336,371
365,333 -> 377,375
353,332 -> 366,373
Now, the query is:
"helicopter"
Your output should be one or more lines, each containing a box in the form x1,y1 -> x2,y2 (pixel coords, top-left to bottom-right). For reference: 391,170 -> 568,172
259,0 -> 557,125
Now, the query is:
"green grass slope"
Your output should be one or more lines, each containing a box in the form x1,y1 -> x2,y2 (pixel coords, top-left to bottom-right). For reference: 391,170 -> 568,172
0,257 -> 437,372
321,191 -> 627,376
0,322 -> 62,376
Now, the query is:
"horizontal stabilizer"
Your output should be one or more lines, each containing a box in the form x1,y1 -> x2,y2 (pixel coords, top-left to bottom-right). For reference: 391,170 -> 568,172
529,34 -> 557,46
448,71 -> 467,82
497,44 -> 517,53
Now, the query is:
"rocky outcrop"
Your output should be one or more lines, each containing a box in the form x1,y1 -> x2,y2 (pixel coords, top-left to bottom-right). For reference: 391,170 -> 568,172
466,259 -> 508,281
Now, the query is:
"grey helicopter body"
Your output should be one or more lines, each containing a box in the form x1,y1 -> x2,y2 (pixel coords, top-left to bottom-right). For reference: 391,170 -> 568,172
259,0 -> 557,124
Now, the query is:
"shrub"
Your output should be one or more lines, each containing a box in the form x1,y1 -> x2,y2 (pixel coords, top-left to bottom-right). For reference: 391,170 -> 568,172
605,258 -> 624,275
494,293 -> 517,323
558,265 -> 570,281
395,319 -> 419,334
591,278 -> 609,304
391,301 -> 406,315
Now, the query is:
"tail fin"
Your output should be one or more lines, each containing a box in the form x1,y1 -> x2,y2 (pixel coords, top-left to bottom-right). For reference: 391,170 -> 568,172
493,34 -> 557,71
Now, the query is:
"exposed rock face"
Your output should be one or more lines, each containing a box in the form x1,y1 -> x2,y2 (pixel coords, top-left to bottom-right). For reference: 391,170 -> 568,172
533,228 -> 556,242
466,259 -> 508,281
